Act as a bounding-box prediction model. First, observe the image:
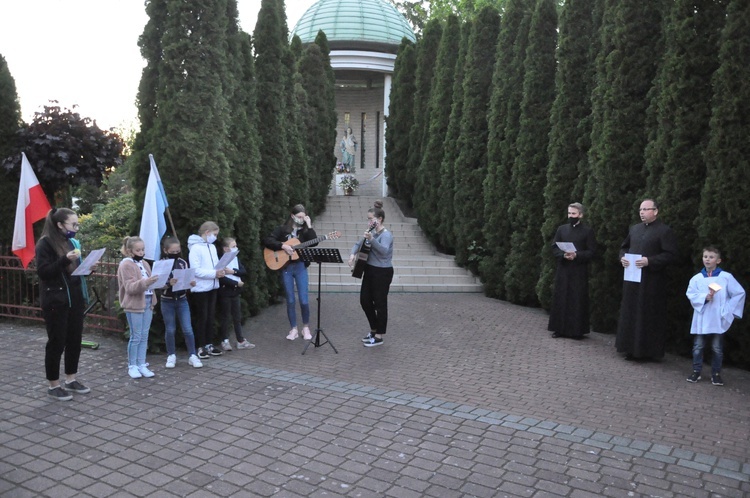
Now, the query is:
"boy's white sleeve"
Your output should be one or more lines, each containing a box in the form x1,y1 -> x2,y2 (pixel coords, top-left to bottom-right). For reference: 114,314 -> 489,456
723,274 -> 746,322
686,275 -> 707,313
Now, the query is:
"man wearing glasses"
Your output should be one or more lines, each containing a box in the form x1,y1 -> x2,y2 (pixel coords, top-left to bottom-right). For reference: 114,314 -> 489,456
616,199 -> 679,361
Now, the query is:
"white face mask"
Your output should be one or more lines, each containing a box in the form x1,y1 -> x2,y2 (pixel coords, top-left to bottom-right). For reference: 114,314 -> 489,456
230,247 -> 239,253
206,234 -> 217,244
293,216 -> 305,226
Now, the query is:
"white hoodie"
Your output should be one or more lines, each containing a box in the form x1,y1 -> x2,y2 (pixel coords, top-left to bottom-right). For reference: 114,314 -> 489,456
187,234 -> 219,293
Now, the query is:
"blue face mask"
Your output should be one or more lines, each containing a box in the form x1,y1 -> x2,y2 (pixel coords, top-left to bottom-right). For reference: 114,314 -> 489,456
65,230 -> 77,239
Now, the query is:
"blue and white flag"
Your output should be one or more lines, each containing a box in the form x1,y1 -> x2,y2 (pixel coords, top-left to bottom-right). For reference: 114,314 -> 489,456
139,154 -> 170,261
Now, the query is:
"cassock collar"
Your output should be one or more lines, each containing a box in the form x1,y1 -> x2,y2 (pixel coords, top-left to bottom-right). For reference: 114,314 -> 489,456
701,267 -> 723,278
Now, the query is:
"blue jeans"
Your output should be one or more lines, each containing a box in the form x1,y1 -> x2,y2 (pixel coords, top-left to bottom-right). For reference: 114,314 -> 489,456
161,297 -> 196,356
281,261 -> 310,327
692,334 -> 723,374
126,295 -> 153,367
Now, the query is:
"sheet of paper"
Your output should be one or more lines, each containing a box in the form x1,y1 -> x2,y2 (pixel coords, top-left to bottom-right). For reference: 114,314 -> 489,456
623,253 -> 642,283
148,259 -> 175,290
214,250 -> 239,270
171,268 -> 196,292
555,242 -> 577,253
71,248 -> 106,276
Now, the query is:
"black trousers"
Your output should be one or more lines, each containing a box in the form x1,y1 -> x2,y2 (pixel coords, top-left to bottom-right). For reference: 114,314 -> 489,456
43,290 -> 85,381
360,265 -> 394,335
219,292 -> 244,342
192,289 -> 217,348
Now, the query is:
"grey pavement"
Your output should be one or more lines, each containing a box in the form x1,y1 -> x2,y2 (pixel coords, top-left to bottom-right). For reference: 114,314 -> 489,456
1,292 -> 749,497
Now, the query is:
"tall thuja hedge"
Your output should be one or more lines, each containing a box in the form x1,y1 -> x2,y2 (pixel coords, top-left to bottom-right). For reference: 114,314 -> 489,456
225,24 -> 266,313
298,39 -> 337,216
385,39 -> 416,198
436,19 -> 472,252
453,6 -> 500,271
254,0 -> 292,236
645,0 -> 728,354
536,0 -> 596,309
584,0 -> 664,333
406,19 -> 442,210
480,0 -> 531,298
284,46 -> 310,210
132,0 -> 237,240
504,0 -> 557,306
415,14 -> 460,245
698,0 -> 750,369
0,53 -> 21,244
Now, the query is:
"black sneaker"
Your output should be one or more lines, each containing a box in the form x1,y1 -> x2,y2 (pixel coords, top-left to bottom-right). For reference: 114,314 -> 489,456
206,344 -> 223,356
64,380 -> 90,394
48,386 -> 72,401
686,371 -> 701,383
711,373 -> 724,386
197,347 -> 210,360
361,332 -> 374,343
363,337 -> 383,347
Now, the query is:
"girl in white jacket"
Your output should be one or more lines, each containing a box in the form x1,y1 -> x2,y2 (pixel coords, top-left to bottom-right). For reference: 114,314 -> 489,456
188,221 -> 232,359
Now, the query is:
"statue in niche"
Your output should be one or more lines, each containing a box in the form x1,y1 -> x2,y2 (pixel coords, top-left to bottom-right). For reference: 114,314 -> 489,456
340,127 -> 357,171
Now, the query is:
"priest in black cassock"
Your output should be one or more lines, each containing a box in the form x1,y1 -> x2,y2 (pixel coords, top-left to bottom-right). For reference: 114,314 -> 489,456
616,199 -> 679,360
548,203 -> 597,339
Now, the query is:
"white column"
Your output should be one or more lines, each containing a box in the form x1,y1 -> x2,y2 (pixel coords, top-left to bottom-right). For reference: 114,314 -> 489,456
382,74 -> 392,197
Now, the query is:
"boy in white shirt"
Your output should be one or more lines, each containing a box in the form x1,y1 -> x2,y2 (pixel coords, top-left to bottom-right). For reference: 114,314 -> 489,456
685,246 -> 745,386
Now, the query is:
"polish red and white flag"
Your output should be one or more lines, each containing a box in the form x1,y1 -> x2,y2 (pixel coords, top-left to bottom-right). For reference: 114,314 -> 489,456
12,153 -> 52,268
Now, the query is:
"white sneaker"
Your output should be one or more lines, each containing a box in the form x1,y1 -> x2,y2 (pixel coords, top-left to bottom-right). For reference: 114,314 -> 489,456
128,365 -> 142,379
302,326 -> 312,340
236,340 -> 255,349
286,328 -> 299,340
165,354 -> 176,369
221,339 -> 233,351
188,354 -> 203,368
138,364 -> 155,378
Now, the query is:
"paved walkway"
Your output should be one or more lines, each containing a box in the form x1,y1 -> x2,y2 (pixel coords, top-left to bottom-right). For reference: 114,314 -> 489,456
1,292 -> 749,497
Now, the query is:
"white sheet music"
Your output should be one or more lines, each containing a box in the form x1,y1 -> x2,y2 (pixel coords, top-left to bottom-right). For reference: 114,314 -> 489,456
555,242 -> 577,253
148,259 -> 175,290
71,248 -> 106,276
623,253 -> 642,283
171,268 -> 196,292
214,250 -> 239,270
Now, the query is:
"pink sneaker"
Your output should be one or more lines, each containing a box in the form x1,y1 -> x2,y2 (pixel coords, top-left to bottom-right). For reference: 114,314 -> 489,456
286,328 -> 299,340
302,326 -> 312,340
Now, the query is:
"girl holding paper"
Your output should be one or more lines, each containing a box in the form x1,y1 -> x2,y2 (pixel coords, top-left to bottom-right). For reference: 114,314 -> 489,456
159,237 -> 202,369
117,236 -> 159,379
36,207 -> 91,401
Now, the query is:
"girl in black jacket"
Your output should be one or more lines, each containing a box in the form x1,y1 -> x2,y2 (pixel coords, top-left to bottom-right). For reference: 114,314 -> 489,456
35,208 -> 91,401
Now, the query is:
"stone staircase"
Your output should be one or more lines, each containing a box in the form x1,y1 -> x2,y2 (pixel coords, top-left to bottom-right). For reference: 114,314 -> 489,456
309,195 -> 484,293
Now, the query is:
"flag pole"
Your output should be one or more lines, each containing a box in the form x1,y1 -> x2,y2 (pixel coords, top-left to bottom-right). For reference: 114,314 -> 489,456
165,206 -> 177,239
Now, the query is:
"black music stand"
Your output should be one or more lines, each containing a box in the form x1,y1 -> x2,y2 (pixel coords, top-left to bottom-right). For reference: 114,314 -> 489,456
296,247 -> 342,355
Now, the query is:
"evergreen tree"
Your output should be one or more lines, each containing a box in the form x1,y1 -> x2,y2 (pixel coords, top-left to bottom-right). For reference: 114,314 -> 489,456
0,53 -> 21,244
645,0 -> 728,353
503,0 -> 557,305
132,0 -> 237,241
453,6 -> 501,271
537,0 -> 597,309
254,0 -> 292,236
385,39 -> 416,198
298,41 -> 337,216
583,0 -> 664,333
283,46 -> 310,210
225,15 -> 266,312
405,18 -> 442,209
436,19 -> 472,251
479,0 -> 532,297
415,14 -> 461,244
698,0 -> 750,369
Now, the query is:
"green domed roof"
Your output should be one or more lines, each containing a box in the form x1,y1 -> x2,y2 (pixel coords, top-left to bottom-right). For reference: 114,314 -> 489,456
291,0 -> 416,51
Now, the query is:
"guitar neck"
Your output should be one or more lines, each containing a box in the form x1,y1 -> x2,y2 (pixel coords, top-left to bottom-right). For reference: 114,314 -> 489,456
294,235 -> 327,250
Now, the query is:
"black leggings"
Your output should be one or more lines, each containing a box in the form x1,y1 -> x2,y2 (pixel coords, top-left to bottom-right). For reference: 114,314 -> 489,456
360,265 -> 394,335
43,291 -> 85,381
192,290 -> 217,348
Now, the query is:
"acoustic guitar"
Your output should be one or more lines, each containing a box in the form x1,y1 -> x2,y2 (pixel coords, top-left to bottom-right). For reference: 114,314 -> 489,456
351,224 -> 378,279
264,231 -> 341,270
